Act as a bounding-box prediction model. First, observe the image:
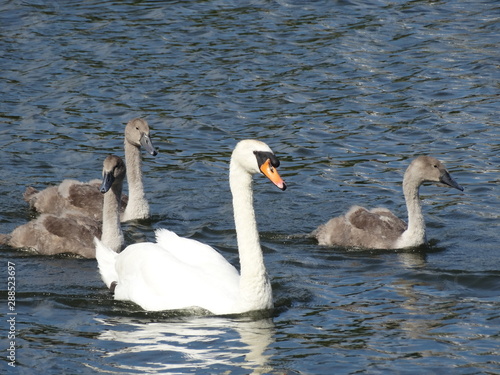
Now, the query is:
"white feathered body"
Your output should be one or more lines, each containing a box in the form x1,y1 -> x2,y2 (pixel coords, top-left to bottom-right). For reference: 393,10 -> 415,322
95,139 -> 284,315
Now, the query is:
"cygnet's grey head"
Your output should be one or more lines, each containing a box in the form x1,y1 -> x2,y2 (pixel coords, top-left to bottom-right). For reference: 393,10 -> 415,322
125,118 -> 158,156
408,155 -> 463,191
100,155 -> 126,193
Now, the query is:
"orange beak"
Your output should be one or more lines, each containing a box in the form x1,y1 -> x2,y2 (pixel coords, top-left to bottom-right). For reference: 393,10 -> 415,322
260,159 -> 287,191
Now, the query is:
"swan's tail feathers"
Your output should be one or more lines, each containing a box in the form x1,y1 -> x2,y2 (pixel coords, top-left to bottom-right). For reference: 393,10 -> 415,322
0,234 -> 11,245
94,237 -> 118,289
155,228 -> 179,244
23,186 -> 39,204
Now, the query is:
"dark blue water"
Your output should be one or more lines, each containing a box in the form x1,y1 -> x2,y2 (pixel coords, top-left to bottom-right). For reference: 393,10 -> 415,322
1,0 -> 499,373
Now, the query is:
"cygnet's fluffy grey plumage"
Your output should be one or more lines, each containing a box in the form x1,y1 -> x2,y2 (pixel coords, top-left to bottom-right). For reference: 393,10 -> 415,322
24,118 -> 157,222
313,156 -> 464,249
0,155 -> 126,258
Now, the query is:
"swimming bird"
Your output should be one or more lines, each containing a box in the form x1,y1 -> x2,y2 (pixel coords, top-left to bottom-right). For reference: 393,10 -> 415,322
24,118 -> 157,222
95,139 -> 287,315
0,155 -> 126,258
312,156 -> 463,249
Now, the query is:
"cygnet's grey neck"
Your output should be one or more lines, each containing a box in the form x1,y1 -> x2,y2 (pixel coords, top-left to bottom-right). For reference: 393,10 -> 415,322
101,178 -> 124,252
123,141 -> 149,221
397,172 -> 426,248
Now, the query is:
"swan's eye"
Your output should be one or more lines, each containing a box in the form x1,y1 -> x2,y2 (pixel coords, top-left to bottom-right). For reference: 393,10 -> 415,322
433,165 -> 438,168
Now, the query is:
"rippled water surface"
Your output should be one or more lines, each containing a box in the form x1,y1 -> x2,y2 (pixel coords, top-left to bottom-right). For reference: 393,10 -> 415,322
1,0 -> 499,374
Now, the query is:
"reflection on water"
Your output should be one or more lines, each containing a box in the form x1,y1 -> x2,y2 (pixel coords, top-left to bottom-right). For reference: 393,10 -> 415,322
94,316 -> 274,374
396,250 -> 427,269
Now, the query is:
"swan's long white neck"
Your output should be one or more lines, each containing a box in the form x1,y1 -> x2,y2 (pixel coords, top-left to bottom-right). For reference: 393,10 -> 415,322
397,174 -> 426,248
101,180 -> 124,252
230,161 -> 273,311
123,141 -> 149,221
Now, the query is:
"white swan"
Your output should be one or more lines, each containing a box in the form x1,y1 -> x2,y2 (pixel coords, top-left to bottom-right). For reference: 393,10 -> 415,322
24,118 -> 157,222
0,155 -> 126,258
95,139 -> 287,315
313,155 -> 464,249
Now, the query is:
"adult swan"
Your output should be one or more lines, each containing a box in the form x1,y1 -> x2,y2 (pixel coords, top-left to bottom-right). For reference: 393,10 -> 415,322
95,139 -> 287,315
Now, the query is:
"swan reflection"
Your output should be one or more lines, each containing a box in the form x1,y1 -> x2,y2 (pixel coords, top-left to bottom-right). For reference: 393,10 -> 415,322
94,315 -> 275,374
397,250 -> 427,269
